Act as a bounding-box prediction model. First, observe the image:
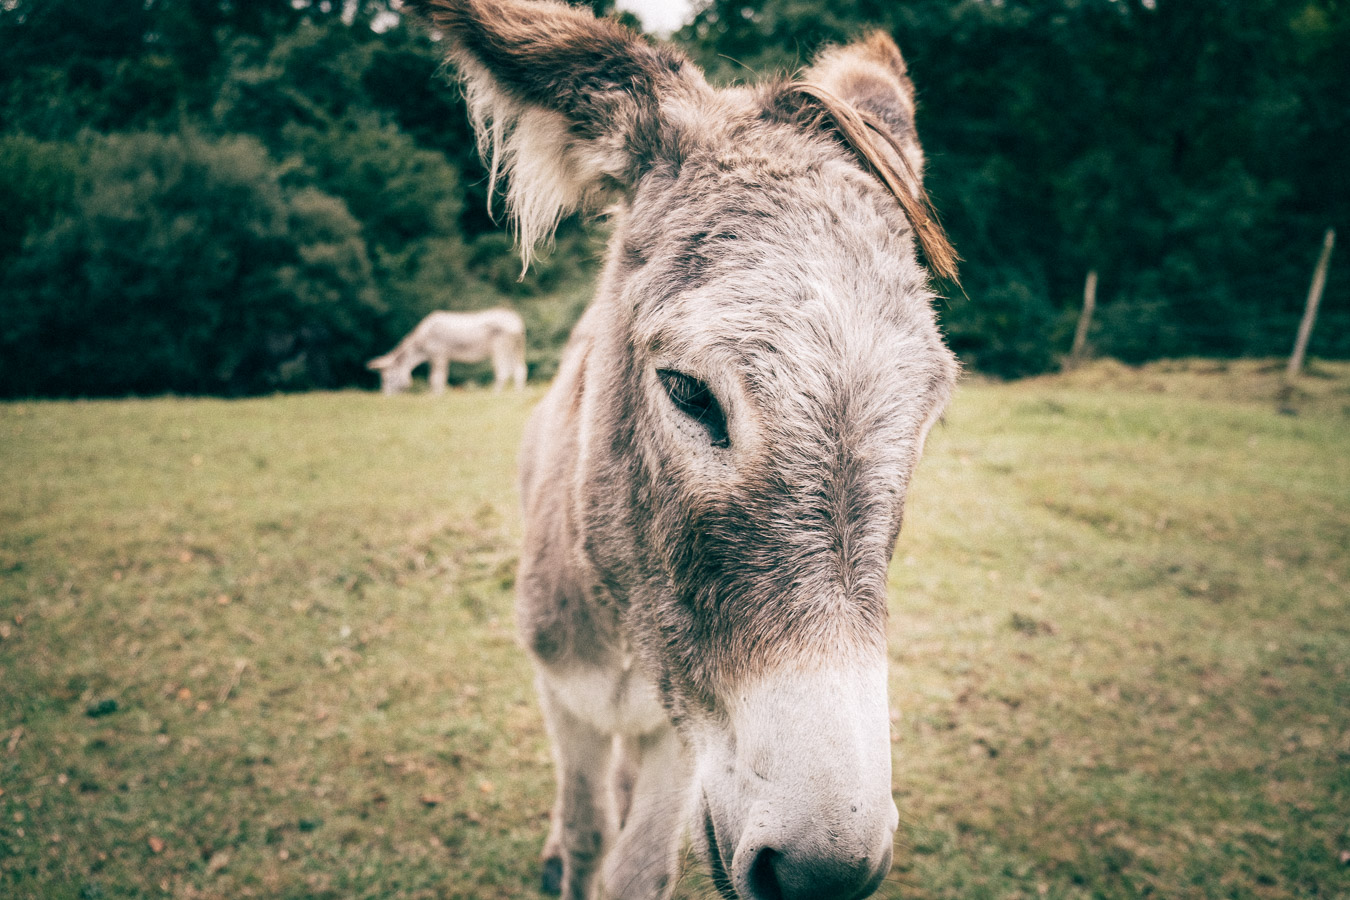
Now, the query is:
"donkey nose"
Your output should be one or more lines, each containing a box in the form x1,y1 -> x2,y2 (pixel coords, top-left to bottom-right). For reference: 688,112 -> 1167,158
735,831 -> 893,900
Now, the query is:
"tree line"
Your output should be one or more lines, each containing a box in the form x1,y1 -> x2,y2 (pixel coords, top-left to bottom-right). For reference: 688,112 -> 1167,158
1,0 -> 1345,396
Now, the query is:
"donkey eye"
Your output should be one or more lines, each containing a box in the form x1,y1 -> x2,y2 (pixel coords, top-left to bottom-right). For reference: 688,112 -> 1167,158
657,369 -> 730,449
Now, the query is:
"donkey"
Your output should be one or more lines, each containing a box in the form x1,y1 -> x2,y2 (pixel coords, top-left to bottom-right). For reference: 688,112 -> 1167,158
366,307 -> 527,394
410,2 -> 960,898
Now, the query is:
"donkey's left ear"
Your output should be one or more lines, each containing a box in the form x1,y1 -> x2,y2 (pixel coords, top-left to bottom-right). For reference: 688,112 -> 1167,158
408,0 -> 708,264
800,31 -> 925,184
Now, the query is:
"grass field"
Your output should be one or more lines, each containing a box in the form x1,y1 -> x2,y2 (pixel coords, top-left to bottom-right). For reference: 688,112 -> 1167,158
2,359 -> 1347,899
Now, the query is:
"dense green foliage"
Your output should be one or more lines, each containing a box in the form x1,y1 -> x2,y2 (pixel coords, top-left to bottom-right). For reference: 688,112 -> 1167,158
0,0 -> 1346,394
0,0 -> 602,396
2,132 -> 383,395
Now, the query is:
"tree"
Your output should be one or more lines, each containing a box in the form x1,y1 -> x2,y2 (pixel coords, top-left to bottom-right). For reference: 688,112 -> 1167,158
0,134 -> 81,268
0,132 -> 382,397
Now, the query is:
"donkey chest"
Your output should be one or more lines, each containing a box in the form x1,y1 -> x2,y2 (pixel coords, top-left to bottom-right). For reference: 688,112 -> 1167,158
548,656 -> 668,736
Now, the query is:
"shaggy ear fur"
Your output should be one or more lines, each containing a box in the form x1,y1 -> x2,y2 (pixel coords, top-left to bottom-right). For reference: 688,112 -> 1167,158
407,0 -> 708,266
801,31 -> 925,182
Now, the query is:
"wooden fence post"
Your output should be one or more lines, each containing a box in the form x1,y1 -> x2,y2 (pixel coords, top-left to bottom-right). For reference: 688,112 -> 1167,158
1069,269 -> 1098,367
1286,228 -> 1335,380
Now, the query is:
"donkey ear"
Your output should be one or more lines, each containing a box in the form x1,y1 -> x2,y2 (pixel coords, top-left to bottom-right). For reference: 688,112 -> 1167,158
793,31 -> 959,282
408,0 -> 707,265
367,355 -> 391,371
800,31 -> 925,184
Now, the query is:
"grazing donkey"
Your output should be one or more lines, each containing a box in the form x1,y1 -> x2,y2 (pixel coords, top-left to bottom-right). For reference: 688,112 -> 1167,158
411,1 -> 960,898
366,307 -> 527,394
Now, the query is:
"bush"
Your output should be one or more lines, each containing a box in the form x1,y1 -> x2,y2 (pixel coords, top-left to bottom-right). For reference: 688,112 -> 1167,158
0,134 -> 82,266
0,131 -> 382,397
945,275 -> 1066,379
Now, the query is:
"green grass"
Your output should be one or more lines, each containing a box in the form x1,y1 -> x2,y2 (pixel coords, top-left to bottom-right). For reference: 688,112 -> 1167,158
2,360 -> 1347,899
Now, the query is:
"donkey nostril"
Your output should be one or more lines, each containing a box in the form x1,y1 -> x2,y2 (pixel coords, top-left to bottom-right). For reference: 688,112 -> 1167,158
746,847 -> 785,900
742,842 -> 888,900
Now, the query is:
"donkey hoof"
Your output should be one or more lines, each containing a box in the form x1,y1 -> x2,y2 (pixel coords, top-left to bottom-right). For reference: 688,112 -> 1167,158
540,855 -> 563,895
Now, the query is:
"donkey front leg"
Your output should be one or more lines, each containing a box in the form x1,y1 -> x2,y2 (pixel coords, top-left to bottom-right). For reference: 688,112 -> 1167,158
538,680 -> 615,900
428,356 -> 450,395
490,350 -> 510,392
600,725 -> 691,900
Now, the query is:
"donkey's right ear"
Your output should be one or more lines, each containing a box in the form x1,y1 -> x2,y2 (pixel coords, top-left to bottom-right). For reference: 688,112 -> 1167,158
367,356 -> 391,371
406,0 -> 708,264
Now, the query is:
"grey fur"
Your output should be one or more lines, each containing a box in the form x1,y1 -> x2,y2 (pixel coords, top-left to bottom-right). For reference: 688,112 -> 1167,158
413,2 -> 959,898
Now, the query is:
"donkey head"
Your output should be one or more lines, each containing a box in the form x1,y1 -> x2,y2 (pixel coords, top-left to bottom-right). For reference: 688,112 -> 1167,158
416,2 -> 958,898
367,350 -> 414,395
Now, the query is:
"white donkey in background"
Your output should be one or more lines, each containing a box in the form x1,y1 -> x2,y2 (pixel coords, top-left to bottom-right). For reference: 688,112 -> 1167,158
367,308 -> 527,395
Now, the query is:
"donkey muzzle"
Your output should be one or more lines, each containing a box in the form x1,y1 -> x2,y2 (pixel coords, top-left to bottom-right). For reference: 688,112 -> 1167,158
729,805 -> 895,900
697,659 -> 899,900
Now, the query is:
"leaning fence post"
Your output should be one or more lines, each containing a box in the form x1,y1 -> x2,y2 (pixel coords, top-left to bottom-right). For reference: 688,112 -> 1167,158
1068,269 -> 1098,368
1286,228 -> 1335,380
